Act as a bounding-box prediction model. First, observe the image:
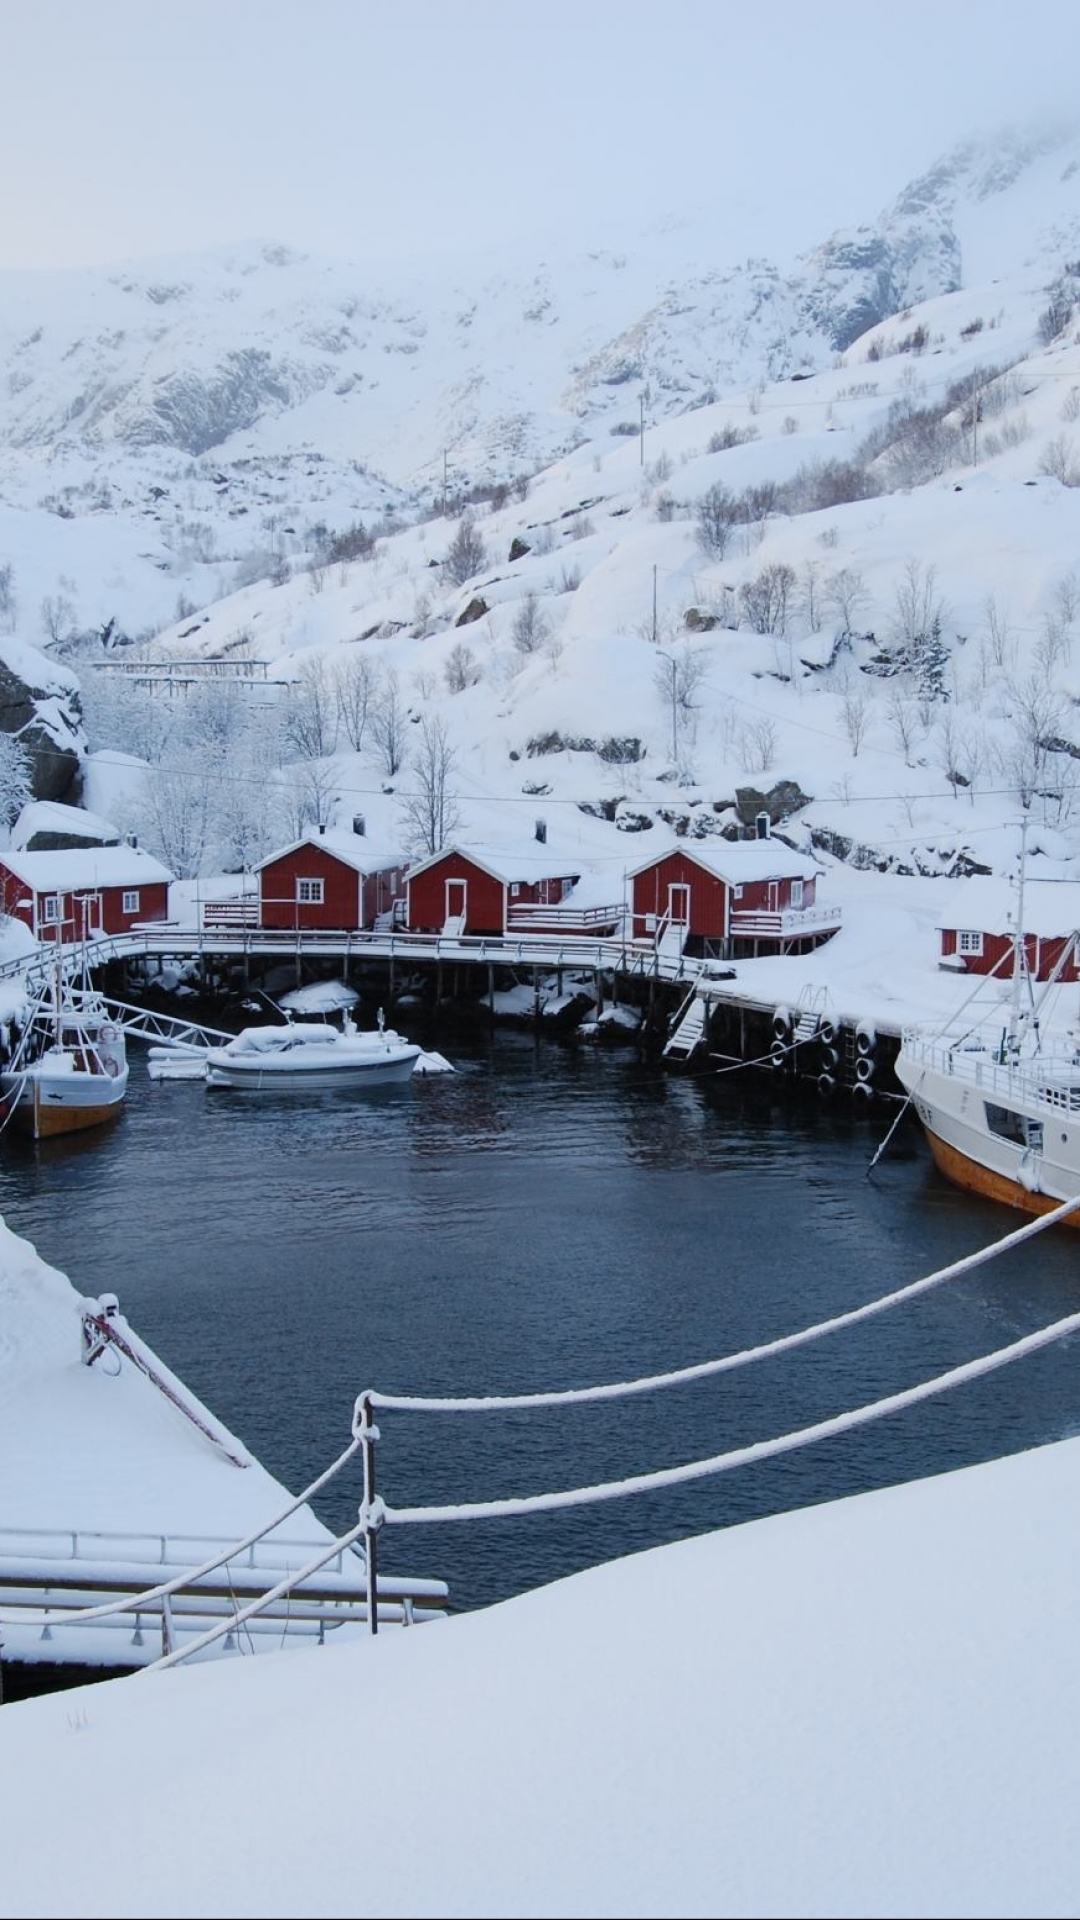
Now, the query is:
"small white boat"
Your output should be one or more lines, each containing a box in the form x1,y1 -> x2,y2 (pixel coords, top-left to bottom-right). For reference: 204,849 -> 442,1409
1,962 -> 128,1141
204,1014 -> 421,1090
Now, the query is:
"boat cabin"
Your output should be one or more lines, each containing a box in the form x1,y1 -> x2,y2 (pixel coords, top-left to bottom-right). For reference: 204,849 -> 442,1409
255,829 -> 407,932
405,842 -> 621,937
0,845 -> 173,944
938,879 -> 1080,983
628,834 -> 834,958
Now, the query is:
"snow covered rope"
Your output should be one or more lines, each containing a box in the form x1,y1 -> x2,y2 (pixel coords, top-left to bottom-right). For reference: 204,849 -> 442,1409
377,1303 -> 1080,1527
365,1189 -> 1080,1416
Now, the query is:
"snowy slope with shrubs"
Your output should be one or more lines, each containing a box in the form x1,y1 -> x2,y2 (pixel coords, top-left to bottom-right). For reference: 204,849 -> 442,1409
11,123 -> 1080,936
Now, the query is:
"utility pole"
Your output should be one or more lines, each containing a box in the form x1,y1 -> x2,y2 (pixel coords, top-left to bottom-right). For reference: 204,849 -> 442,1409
639,391 -> 645,467
971,379 -> 980,468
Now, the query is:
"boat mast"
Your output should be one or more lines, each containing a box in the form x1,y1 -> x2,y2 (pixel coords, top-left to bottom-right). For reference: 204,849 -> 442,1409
1008,814 -> 1029,1053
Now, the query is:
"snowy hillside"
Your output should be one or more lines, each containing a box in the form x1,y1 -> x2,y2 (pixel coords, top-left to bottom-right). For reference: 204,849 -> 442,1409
2,122 -> 1080,645
9,122 -> 1080,900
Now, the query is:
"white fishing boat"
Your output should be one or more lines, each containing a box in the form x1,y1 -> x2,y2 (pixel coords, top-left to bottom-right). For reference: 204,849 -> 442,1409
895,830 -> 1080,1224
0,961 -> 128,1140
204,1013 -> 421,1090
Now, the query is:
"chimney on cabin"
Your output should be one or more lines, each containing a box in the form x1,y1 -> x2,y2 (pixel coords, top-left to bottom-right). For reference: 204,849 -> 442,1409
535,817 -> 547,844
318,822 -> 326,836
755,812 -> 770,841
352,813 -> 366,837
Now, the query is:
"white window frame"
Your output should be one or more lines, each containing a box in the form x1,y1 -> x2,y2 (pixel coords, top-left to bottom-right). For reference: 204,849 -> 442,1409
790,879 -> 804,908
733,884 -> 744,900
296,877 -> 325,906
510,883 -> 521,898
958,929 -> 984,956
42,895 -> 60,925
121,889 -> 140,914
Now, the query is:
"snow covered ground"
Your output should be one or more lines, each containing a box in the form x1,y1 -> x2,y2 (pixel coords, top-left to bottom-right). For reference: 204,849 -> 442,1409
1,1430 -> 1077,1918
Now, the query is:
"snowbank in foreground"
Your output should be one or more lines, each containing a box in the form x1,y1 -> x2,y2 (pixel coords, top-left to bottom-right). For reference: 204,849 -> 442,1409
2,1432 -> 1078,1919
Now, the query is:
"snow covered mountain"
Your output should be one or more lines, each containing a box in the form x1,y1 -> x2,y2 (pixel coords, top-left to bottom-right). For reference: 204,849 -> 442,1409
10,119 -> 1080,896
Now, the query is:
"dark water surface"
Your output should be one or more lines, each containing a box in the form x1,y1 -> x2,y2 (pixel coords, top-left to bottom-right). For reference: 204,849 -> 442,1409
5,1034 -> 1080,1610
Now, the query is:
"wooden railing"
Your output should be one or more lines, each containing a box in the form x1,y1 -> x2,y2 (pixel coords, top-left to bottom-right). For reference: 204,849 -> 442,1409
202,898 -> 259,928
506,901 -> 623,931
729,903 -> 842,937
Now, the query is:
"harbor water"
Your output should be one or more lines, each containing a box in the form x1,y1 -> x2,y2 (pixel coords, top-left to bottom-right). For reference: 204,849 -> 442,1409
4,1031 -> 1080,1611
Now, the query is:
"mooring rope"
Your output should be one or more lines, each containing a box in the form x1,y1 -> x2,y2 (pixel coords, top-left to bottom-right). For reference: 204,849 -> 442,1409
365,1188 -> 1080,1414
380,1304 -> 1080,1525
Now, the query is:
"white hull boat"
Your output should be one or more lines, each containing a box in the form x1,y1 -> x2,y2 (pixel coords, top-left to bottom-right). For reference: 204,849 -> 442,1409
896,835 -> 1080,1224
204,1017 -> 421,1091
895,1031 -> 1080,1225
0,965 -> 128,1141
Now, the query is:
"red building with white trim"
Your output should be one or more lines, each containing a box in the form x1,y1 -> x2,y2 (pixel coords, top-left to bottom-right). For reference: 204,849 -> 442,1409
938,879 -> 1080,982
405,843 -> 621,937
0,845 -> 173,944
255,830 -> 407,932
628,835 -> 836,958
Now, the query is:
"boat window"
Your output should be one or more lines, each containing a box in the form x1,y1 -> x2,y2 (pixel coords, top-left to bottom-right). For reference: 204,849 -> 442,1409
958,930 -> 984,956
296,877 -> 325,905
985,1102 -> 1043,1149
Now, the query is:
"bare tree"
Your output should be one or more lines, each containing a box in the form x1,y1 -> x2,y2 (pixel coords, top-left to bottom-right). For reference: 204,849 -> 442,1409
512,591 -> 549,655
825,566 -> 868,632
371,668 -> 408,776
739,715 -> 778,773
841,689 -> 871,757
398,716 -> 461,855
982,593 -> 1015,671
444,642 -> 480,693
695,482 -> 738,558
285,655 -> 339,760
276,760 -> 338,843
444,513 -> 488,586
799,560 -> 823,632
40,593 -> 76,647
1038,435 -> 1080,487
890,559 -> 947,650
335,652 -> 380,752
653,646 -> 706,762
739,563 -> 795,635
886,685 -> 921,764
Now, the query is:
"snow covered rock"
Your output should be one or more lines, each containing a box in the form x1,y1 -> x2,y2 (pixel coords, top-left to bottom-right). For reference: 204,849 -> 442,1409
0,639 -> 84,802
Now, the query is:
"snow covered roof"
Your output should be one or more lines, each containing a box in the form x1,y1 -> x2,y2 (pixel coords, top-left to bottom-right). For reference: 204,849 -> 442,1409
0,844 -> 174,892
406,841 -> 584,886
938,877 -> 1080,939
256,830 -> 407,876
627,837 -> 820,884
8,800 -> 120,850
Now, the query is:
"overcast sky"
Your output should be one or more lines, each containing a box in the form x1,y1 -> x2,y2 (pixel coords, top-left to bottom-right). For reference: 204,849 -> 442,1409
2,1 -> 1078,275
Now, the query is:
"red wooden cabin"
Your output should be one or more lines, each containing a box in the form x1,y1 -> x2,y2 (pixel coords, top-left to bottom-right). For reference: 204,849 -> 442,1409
256,830 -> 407,932
938,880 -> 1080,982
405,843 -> 620,937
0,845 -> 173,944
628,836 -> 835,958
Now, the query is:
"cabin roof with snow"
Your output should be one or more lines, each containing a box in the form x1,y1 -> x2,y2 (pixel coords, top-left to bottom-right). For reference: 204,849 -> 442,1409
627,839 -> 820,884
0,844 -> 174,892
938,877 -> 1080,940
256,831 -> 407,877
406,842 -> 584,886
9,800 -> 120,851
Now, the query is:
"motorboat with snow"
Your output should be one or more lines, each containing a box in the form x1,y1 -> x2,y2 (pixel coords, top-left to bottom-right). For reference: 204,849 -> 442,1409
203,1015 -> 421,1090
0,961 -> 128,1140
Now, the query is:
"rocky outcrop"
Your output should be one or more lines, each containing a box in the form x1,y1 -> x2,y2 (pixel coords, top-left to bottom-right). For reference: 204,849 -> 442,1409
0,641 -> 85,801
735,780 -> 812,827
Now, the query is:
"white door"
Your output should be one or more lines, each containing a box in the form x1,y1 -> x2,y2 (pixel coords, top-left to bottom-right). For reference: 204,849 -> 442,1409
668,883 -> 690,926
444,878 -> 467,931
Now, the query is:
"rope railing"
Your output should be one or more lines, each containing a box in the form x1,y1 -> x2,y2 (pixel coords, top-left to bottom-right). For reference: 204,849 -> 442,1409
364,1188 -> 1080,1414
370,1303 -> 1080,1525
